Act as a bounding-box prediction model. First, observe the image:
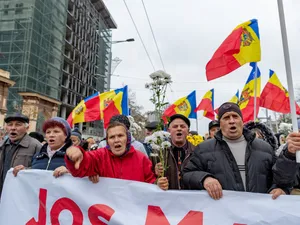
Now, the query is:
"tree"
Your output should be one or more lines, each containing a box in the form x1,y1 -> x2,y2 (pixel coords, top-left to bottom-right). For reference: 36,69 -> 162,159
128,89 -> 147,141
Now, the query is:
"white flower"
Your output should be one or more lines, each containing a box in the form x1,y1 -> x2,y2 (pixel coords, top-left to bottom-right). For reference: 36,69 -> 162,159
153,131 -> 164,140
150,70 -> 163,79
156,80 -> 163,86
150,143 -> 160,151
145,83 -> 150,89
161,131 -> 170,138
161,141 -> 171,149
144,136 -> 153,144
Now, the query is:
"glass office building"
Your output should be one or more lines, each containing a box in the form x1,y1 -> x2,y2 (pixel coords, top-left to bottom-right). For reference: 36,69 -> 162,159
0,0 -> 116,136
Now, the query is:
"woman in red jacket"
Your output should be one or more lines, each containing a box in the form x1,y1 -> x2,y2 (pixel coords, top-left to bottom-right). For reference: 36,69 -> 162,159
65,122 -> 168,190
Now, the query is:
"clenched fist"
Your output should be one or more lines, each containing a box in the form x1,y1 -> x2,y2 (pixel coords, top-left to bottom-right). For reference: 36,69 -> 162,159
66,146 -> 84,169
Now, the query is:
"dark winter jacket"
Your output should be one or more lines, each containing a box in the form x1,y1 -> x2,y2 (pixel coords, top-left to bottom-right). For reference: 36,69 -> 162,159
31,139 -> 72,170
150,140 -> 195,190
182,128 -> 297,194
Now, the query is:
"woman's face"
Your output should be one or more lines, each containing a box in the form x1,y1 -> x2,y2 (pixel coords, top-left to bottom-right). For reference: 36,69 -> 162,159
45,126 -> 66,150
107,126 -> 127,156
70,135 -> 81,146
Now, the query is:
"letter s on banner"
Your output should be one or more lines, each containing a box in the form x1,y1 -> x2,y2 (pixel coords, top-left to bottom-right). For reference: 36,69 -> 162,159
50,198 -> 83,225
88,204 -> 115,225
145,205 -> 203,225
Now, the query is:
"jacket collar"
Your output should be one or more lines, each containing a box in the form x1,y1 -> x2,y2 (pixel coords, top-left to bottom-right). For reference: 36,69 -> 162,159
170,139 -> 194,154
215,128 -> 255,142
0,134 -> 31,148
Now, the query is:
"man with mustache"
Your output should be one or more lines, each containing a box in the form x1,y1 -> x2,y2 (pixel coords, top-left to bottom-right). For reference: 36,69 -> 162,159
183,102 -> 299,200
155,114 -> 195,189
0,113 -> 42,197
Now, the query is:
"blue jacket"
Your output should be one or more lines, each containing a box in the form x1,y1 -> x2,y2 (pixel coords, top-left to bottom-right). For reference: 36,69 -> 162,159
31,139 -> 72,171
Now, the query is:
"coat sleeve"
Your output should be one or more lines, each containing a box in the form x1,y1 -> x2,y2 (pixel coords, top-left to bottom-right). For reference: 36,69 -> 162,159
272,145 -> 298,192
143,156 -> 156,184
65,147 -> 103,177
182,146 -> 215,190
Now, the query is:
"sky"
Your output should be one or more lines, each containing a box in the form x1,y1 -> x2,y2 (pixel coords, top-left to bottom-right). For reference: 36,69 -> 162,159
103,0 -> 300,135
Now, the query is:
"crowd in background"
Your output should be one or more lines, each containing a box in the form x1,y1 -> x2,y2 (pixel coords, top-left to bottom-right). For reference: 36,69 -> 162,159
1,101 -> 300,201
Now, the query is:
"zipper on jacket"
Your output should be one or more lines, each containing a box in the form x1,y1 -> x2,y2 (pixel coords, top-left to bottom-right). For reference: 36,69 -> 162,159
45,157 -> 52,170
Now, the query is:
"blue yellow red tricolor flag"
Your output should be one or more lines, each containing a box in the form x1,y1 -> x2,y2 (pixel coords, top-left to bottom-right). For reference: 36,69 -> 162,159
195,89 -> 215,120
67,86 -> 129,127
162,91 -> 197,123
206,19 -> 261,81
239,63 -> 261,122
260,70 -> 300,115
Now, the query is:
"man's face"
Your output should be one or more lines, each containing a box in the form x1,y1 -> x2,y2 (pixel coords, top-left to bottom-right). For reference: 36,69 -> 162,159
5,120 -> 28,143
107,126 -> 127,156
220,112 -> 243,140
168,118 -> 189,147
145,129 -> 153,137
209,126 -> 220,138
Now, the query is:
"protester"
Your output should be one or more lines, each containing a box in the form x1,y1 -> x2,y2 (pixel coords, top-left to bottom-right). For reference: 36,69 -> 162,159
145,121 -> 162,136
86,137 -> 96,150
70,128 -> 81,146
12,117 -> 72,178
29,131 -> 45,144
244,121 -> 278,151
208,120 -> 220,139
0,113 -> 42,196
182,102 -> 298,200
291,119 -> 300,195
154,114 -> 195,189
98,115 -> 148,156
65,122 -> 168,190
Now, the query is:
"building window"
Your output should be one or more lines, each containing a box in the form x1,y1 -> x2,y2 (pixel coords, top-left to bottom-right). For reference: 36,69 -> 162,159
15,3 -> 23,14
4,4 -> 9,15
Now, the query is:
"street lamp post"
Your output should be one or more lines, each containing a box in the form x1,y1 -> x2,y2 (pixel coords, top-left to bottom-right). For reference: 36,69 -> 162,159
111,38 -> 135,44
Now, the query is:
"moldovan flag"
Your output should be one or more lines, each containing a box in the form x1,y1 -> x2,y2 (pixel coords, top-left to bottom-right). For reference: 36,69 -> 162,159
215,90 -> 239,115
260,70 -> 300,114
162,91 -> 197,123
67,86 -> 129,126
206,19 -> 261,81
195,89 -> 215,120
239,63 -> 261,122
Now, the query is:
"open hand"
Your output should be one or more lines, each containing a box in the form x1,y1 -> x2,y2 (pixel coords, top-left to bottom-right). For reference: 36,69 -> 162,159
203,177 -> 223,200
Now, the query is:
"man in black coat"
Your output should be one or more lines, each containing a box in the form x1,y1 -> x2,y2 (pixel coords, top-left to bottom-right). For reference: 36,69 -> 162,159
182,102 -> 299,200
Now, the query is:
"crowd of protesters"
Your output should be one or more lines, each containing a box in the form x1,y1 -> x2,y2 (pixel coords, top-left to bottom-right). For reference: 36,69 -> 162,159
0,102 -> 300,201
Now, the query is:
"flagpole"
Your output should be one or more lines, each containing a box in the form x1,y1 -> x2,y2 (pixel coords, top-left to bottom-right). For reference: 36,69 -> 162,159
196,119 -> 199,134
277,0 -> 300,162
253,62 -> 258,121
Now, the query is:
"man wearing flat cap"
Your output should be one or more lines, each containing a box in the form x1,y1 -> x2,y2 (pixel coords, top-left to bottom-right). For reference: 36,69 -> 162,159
183,102 -> 299,200
155,114 -> 195,189
208,120 -> 220,139
0,113 -> 42,197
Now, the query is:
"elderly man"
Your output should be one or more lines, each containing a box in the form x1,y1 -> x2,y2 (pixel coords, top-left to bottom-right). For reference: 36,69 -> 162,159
155,114 -> 195,189
183,102 -> 298,200
0,113 -> 42,197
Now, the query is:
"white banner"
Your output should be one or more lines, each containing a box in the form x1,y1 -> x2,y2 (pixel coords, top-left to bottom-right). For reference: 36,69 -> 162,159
0,170 -> 300,225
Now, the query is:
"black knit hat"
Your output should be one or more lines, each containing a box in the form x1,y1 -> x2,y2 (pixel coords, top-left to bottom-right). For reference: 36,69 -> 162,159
110,115 -> 130,130
218,102 -> 243,121
168,114 -> 190,128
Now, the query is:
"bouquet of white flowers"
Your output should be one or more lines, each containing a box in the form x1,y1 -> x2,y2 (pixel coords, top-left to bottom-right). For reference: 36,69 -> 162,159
144,131 -> 171,177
